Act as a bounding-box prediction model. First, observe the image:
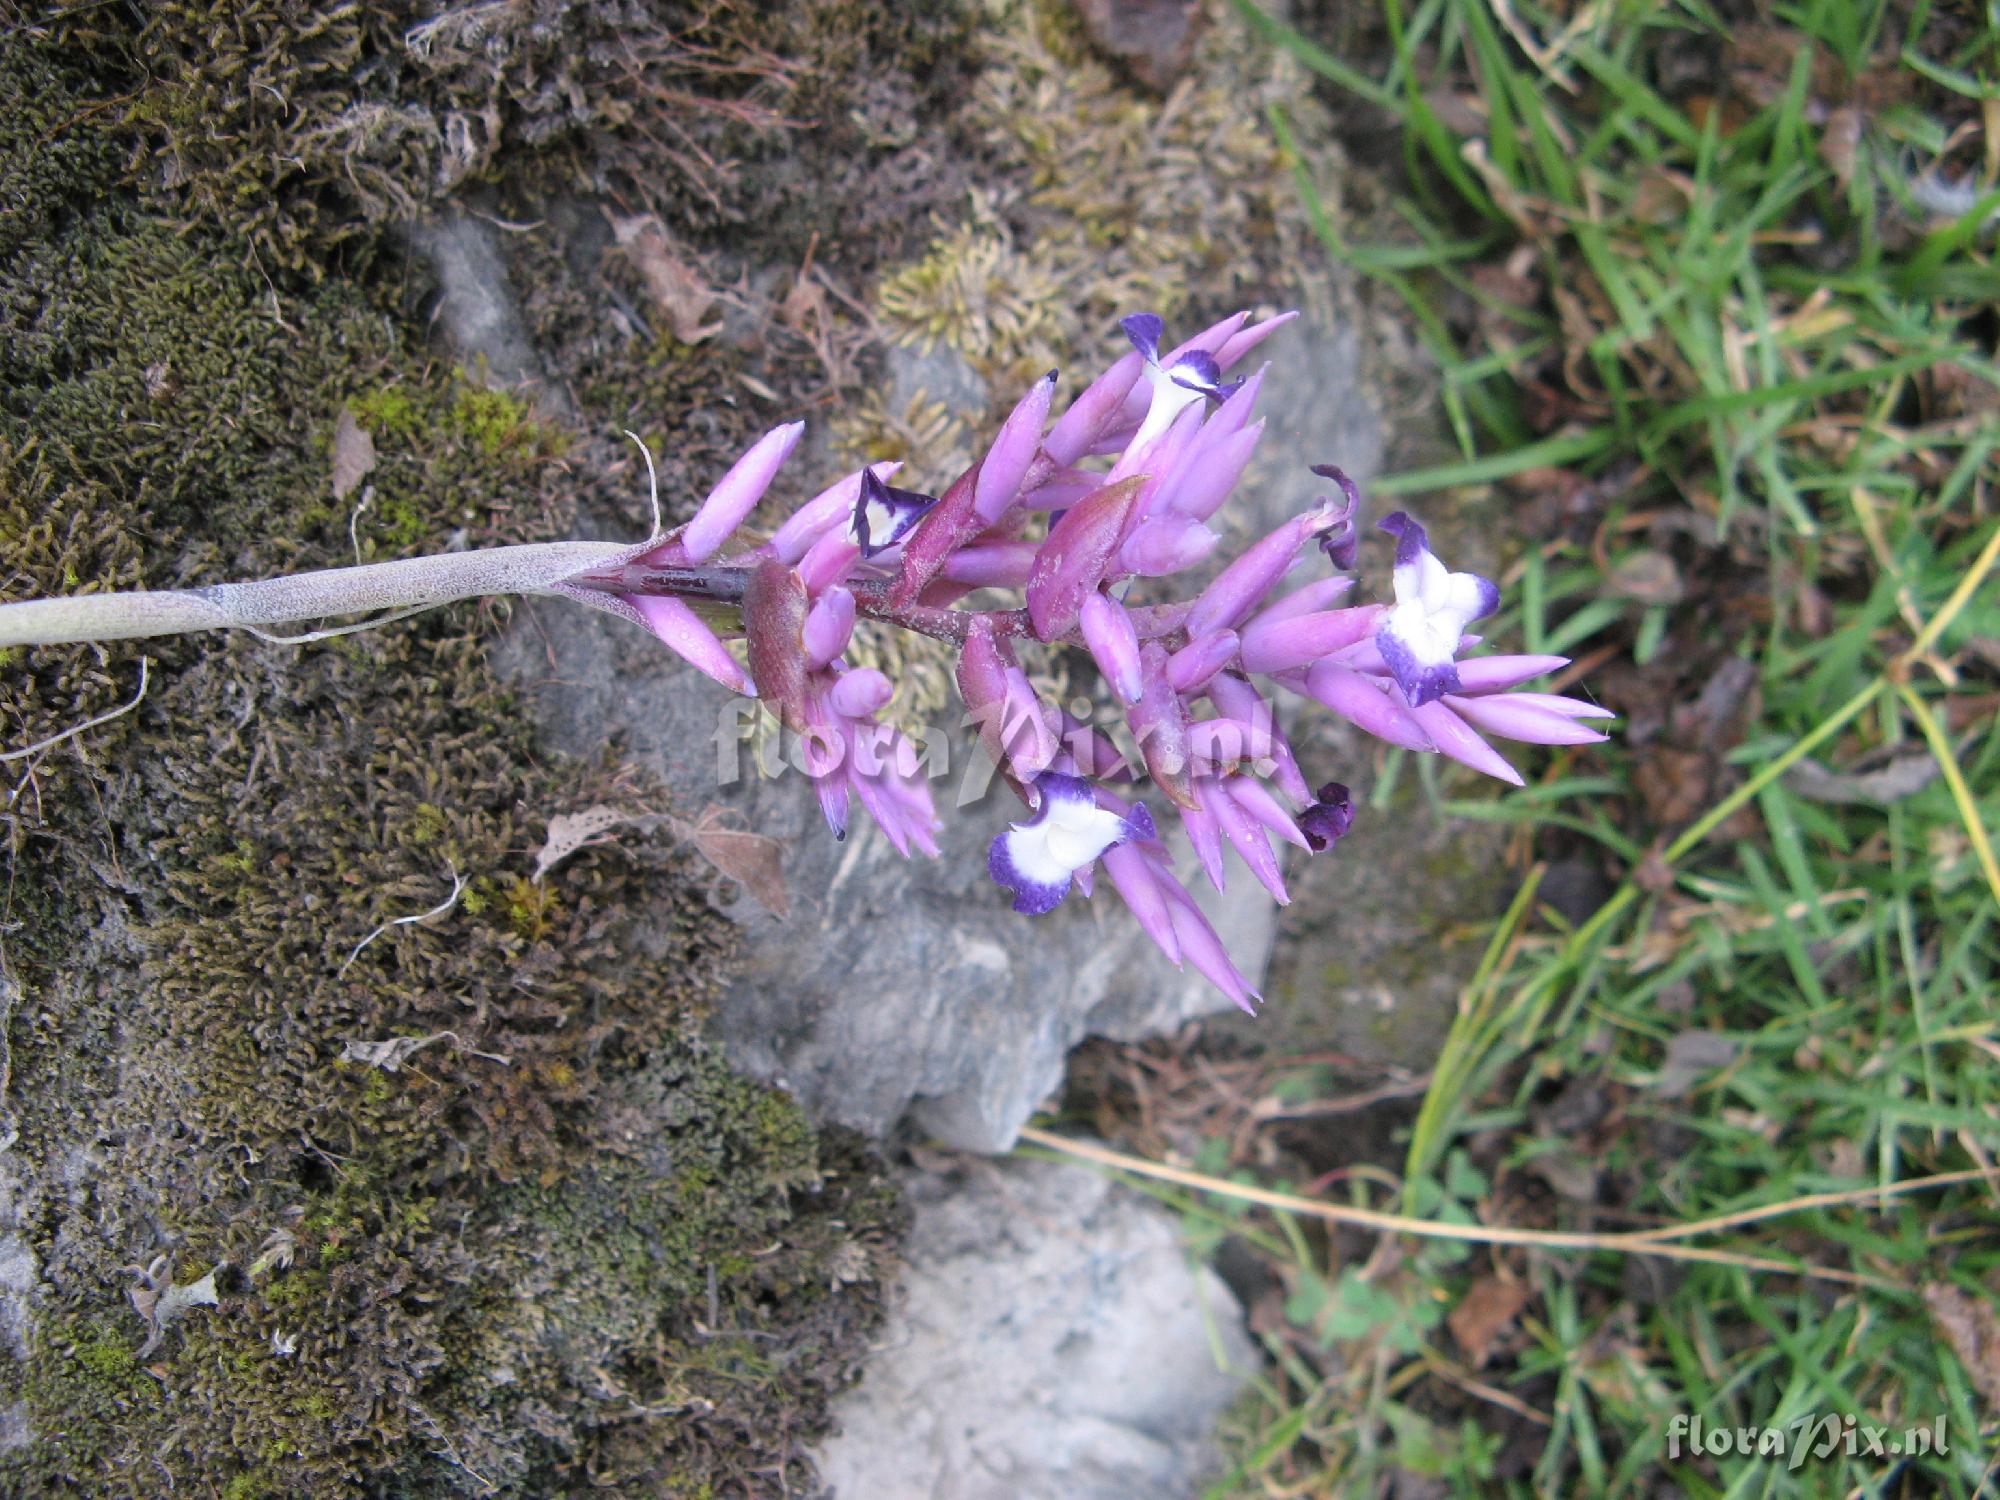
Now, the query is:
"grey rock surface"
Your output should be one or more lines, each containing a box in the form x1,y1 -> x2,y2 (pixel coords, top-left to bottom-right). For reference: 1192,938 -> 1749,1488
405,208 -> 564,412
811,1154 -> 1255,1500
0,1153 -> 35,1452
487,320 -> 1378,1150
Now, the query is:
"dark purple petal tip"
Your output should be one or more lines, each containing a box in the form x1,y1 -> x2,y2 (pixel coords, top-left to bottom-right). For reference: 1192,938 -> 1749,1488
1376,510 -> 1430,568
1167,350 -> 1242,404
1471,574 -> 1501,621
1172,349 -> 1221,385
1297,782 -> 1353,853
1311,466 -> 1363,570
1120,313 -> 1164,362
1309,463 -> 1364,509
987,831 -> 1068,915
1377,625 -> 1462,706
1125,800 -> 1158,843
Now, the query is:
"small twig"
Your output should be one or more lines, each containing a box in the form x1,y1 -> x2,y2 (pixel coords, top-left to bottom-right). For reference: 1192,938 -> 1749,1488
1251,1073 -> 1433,1122
338,867 -> 468,977
408,1402 -> 497,1495
1,656 -> 149,763
342,1029 -> 513,1072
1419,1349 -> 1553,1427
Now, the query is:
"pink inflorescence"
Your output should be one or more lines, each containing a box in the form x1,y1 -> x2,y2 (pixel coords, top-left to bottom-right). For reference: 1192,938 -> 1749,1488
572,312 -> 1611,1011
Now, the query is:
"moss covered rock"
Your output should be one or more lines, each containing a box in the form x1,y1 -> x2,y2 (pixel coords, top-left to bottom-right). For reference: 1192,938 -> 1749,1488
0,35 -> 898,1497
45,0 -> 976,279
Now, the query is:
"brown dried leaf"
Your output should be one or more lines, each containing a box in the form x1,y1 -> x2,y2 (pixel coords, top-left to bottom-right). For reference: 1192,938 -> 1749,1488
779,268 -> 828,334
1631,168 -> 1691,225
331,408 -> 376,501
1448,1275 -> 1529,1370
609,213 -> 724,345
688,804 -> 789,919
1925,1284 -> 2000,1412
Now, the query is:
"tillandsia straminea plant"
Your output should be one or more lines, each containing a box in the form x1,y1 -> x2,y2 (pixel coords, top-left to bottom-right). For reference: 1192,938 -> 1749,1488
0,311 -> 1610,1009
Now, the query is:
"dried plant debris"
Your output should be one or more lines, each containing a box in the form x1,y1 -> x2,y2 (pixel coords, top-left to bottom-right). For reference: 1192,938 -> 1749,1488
125,1256 -> 224,1359
43,0 -> 979,277
679,804 -> 791,919
533,803 -> 790,917
330,408 -> 378,501
609,213 -> 727,345
531,803 -> 646,882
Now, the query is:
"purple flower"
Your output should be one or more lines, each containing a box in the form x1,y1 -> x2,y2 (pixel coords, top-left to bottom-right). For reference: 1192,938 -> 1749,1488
1186,503 -> 1339,638
1120,312 -> 1244,454
1095,795 -> 1261,1013
1308,464 -> 1363,571
625,597 -> 756,695
956,619 -> 1060,787
764,462 -> 900,564
1026,475 -> 1144,640
1121,515 -> 1220,576
1448,690 -> 1614,745
1296,782 -> 1354,852
988,772 -> 1155,915
1374,512 -> 1500,706
1207,775 -> 1290,904
852,470 -> 940,558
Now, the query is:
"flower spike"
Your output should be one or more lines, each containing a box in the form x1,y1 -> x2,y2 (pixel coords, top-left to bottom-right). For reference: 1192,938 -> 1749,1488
458,314 -> 1601,1005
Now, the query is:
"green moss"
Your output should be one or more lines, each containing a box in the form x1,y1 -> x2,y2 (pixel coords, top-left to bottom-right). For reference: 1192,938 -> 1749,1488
406,802 -> 449,847
71,1331 -> 140,1389
449,382 -> 536,457
499,874 -> 562,943
349,385 -> 423,442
